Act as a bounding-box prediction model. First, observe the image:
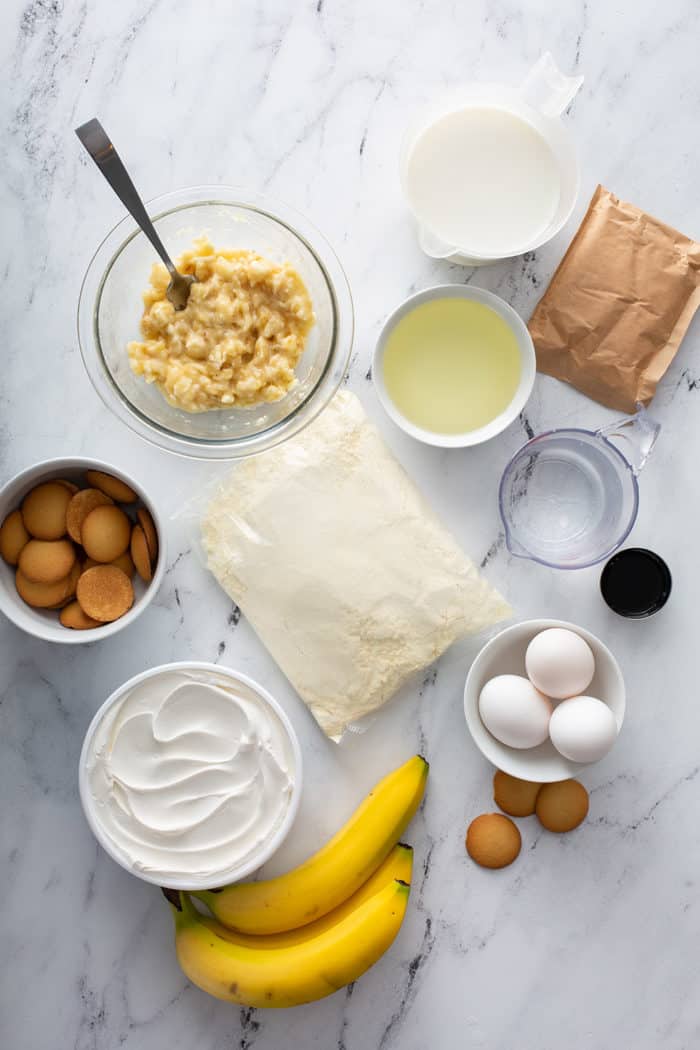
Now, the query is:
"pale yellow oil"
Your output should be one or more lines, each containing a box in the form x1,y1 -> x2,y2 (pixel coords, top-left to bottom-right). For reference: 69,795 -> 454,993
382,298 -> 521,434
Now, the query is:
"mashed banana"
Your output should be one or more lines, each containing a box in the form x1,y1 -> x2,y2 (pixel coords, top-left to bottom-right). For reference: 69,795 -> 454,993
127,238 -> 314,412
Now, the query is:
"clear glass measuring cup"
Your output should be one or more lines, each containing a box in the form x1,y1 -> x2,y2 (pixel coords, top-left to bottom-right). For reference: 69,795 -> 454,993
400,53 -> 583,266
498,407 -> 661,570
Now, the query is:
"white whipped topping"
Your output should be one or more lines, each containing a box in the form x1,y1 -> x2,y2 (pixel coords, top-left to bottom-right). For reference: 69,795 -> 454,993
86,669 -> 295,882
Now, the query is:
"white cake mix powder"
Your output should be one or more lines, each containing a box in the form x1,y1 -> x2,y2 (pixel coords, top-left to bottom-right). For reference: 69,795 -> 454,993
202,391 -> 510,738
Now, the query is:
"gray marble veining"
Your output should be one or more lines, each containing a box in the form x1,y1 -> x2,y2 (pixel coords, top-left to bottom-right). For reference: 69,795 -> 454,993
2,1 -> 700,1048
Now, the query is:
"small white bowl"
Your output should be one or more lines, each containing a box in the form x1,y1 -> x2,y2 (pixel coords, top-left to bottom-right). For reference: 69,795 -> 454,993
0,457 -> 166,644
79,662 -> 303,889
372,284 -> 535,447
464,619 -> 625,782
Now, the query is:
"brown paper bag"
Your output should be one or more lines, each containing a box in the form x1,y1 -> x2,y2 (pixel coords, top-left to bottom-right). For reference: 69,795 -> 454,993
529,185 -> 700,411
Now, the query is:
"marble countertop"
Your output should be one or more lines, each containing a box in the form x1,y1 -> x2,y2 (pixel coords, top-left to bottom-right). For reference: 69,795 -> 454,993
3,1 -> 700,1047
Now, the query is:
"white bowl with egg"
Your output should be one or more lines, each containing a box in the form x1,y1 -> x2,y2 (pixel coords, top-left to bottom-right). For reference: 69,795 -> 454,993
464,619 -> 625,782
0,457 -> 165,644
373,285 -> 535,447
79,662 -> 302,890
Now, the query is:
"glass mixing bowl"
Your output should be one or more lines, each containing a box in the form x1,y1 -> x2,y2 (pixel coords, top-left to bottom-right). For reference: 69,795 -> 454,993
77,187 -> 354,458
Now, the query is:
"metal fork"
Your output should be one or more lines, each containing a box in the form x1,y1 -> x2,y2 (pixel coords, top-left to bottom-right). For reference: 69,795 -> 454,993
75,118 -> 196,311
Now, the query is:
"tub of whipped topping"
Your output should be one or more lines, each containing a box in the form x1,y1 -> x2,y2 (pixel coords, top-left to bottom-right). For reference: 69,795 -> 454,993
79,663 -> 302,889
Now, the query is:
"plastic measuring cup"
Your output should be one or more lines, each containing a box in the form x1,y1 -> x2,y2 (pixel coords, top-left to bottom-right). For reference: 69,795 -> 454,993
498,407 -> 661,570
400,53 -> 583,266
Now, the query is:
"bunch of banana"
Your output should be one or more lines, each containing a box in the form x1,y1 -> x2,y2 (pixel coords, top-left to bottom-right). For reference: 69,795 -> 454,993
163,754 -> 428,1008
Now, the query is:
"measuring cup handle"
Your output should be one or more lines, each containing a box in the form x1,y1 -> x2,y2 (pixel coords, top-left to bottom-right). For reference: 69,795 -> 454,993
520,52 -> 584,118
596,404 -> 661,476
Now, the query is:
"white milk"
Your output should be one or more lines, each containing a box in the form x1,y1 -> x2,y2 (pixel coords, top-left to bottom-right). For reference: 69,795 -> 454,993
405,106 -> 561,258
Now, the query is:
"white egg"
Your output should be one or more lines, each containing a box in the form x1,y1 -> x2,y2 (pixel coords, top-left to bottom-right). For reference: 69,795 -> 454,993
478,674 -> 553,749
525,628 -> 595,700
549,695 -> 618,763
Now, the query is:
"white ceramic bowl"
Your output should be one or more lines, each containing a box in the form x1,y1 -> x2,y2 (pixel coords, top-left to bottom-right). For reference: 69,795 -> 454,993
372,284 -> 535,447
0,457 -> 166,644
464,619 -> 625,782
79,662 -> 303,889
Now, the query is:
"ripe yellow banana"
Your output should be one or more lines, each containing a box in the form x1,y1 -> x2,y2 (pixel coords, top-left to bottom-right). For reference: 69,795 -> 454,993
199,842 -> 413,949
166,880 -> 410,1007
193,754 -> 428,934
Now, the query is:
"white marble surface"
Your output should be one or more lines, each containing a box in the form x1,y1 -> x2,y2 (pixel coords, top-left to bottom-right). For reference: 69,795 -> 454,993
2,1 -> 700,1047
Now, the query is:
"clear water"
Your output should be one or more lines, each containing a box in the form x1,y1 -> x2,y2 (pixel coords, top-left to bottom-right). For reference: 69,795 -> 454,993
501,433 -> 637,568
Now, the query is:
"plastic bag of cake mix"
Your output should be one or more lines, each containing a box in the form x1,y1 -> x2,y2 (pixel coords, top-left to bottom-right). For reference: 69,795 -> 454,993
201,390 -> 510,740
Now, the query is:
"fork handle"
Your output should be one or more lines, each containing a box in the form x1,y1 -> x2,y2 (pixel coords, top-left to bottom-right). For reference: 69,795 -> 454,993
75,118 -> 177,278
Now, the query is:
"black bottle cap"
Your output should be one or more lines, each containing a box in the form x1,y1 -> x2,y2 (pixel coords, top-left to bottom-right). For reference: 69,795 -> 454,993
600,548 -> 671,618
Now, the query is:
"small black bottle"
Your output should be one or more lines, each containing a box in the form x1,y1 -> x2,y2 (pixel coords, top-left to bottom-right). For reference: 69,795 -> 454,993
600,548 -> 671,618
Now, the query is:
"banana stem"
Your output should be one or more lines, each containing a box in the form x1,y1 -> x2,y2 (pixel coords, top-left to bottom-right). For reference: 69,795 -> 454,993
161,887 -> 201,927
161,887 -> 182,910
